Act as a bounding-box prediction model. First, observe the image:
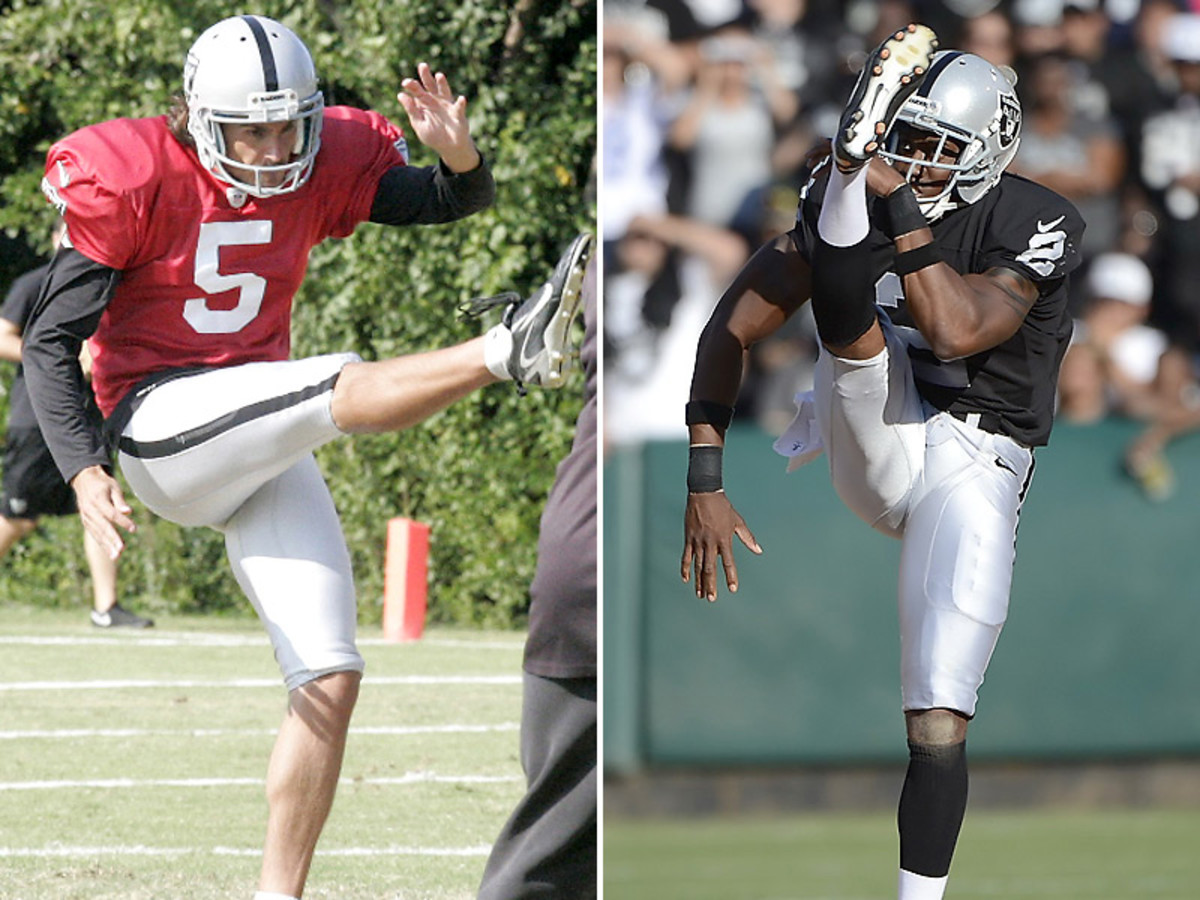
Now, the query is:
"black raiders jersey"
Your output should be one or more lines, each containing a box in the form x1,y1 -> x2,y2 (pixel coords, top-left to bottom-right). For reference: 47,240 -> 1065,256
791,169 -> 1085,447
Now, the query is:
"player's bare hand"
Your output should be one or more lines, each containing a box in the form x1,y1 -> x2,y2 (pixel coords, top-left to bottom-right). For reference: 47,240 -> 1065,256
805,137 -> 833,170
804,141 -> 906,196
865,156 -> 907,197
681,491 -> 762,602
397,62 -> 480,173
71,465 -> 136,560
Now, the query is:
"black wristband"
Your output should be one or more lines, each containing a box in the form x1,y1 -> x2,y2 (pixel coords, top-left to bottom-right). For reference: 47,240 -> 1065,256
894,241 -> 943,277
882,184 -> 928,238
687,444 -> 724,493
685,399 -> 734,430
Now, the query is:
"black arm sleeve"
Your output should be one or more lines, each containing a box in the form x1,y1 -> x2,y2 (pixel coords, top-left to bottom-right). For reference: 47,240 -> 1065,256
22,247 -> 119,483
368,157 -> 495,225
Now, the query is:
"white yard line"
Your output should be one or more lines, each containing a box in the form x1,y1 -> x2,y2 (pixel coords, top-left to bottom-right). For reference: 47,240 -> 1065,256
0,675 -> 520,691
0,843 -> 492,858
0,723 -> 518,740
0,773 -> 521,792
0,633 -> 523,650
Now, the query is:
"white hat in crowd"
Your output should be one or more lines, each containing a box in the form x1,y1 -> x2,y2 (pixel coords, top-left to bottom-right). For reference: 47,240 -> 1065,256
1162,14 -> 1200,64
1087,252 -> 1154,306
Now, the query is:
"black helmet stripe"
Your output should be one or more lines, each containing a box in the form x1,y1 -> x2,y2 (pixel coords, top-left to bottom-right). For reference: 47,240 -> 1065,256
241,15 -> 279,92
915,50 -> 964,98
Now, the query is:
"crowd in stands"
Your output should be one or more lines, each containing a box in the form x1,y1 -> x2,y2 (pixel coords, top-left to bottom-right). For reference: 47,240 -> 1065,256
602,0 -> 1200,500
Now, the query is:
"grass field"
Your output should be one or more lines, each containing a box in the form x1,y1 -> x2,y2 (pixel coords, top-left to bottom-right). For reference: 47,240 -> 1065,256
0,604 -> 526,899
603,807 -> 1200,899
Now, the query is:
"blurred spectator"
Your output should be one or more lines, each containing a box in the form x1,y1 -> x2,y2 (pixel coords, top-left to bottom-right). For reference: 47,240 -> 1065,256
1129,0 -> 1181,96
603,9 -> 694,383
669,33 -> 798,229
1010,51 -> 1126,274
958,7 -> 1018,67
602,17 -> 689,249
1059,0 -> 1115,121
743,0 -> 848,109
1058,251 -> 1167,423
1012,0 -> 1067,57
1139,13 -> 1200,355
1123,343 -> 1200,501
740,0 -> 856,192
605,214 -> 751,445
1061,1 -> 1175,190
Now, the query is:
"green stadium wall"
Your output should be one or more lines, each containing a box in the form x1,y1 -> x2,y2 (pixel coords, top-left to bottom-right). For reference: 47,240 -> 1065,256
603,419 -> 1200,771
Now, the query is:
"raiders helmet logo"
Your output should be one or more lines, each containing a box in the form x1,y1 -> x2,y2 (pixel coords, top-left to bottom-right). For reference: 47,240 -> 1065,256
997,95 -> 1020,149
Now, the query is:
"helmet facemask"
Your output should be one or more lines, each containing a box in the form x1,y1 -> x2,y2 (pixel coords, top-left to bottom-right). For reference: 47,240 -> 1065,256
188,89 -> 323,197
882,115 -> 975,222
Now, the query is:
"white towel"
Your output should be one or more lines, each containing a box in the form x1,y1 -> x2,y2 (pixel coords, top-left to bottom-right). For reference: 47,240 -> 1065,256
772,390 -> 825,472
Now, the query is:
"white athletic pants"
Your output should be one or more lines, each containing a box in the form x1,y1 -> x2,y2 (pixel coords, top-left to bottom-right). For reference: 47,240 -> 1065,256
812,324 -> 1034,716
116,353 -> 364,690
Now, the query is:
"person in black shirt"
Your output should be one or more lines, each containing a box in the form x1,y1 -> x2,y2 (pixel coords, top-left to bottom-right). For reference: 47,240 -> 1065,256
681,27 -> 1083,900
0,224 -> 151,628
477,258 -> 598,899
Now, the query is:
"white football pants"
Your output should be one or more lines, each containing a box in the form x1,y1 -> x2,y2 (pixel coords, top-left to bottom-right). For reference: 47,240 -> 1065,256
116,353 -> 364,690
812,322 -> 1034,717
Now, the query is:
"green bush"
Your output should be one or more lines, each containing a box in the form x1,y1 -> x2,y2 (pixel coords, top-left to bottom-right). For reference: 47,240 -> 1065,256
0,0 -> 596,627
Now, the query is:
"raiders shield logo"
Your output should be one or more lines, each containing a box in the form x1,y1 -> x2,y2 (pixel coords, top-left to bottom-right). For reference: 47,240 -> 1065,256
997,95 -> 1020,149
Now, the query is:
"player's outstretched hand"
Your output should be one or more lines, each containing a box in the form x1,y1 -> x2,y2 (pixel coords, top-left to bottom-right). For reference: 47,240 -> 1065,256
71,465 -> 136,560
397,62 -> 480,173
682,491 -> 762,602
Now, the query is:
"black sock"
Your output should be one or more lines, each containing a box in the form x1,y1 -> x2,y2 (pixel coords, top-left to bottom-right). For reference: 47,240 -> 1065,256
809,237 -> 877,347
897,740 -> 968,878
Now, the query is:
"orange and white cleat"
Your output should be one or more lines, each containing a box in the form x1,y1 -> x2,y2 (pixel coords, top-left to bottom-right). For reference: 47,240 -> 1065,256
833,24 -> 939,173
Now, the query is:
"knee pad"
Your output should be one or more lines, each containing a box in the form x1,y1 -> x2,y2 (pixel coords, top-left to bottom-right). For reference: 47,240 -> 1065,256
810,239 -> 878,347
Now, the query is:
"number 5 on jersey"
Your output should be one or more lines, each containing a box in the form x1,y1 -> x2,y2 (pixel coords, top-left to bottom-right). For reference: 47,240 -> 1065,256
184,220 -> 272,334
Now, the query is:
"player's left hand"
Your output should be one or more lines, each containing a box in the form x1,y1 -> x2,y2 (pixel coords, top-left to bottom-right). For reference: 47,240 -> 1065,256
397,62 -> 480,173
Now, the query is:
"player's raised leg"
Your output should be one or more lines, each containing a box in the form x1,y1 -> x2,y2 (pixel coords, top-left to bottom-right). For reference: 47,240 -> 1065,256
814,23 -> 936,361
331,233 -> 592,432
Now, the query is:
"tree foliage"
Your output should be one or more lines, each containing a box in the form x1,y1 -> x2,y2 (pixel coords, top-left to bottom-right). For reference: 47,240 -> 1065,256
0,0 -> 596,627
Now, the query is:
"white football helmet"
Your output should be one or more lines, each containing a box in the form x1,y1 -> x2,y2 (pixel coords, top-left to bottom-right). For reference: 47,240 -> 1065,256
879,51 -> 1022,221
183,15 -> 324,197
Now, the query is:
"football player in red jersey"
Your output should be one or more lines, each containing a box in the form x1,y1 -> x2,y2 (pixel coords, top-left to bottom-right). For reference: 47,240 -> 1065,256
23,15 -> 591,900
681,27 -> 1083,900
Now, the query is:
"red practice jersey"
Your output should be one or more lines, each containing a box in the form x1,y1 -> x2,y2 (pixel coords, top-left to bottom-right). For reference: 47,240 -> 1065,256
41,107 -> 407,415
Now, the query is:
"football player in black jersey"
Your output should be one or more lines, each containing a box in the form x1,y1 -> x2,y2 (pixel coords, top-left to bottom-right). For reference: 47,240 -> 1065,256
681,25 -> 1084,900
